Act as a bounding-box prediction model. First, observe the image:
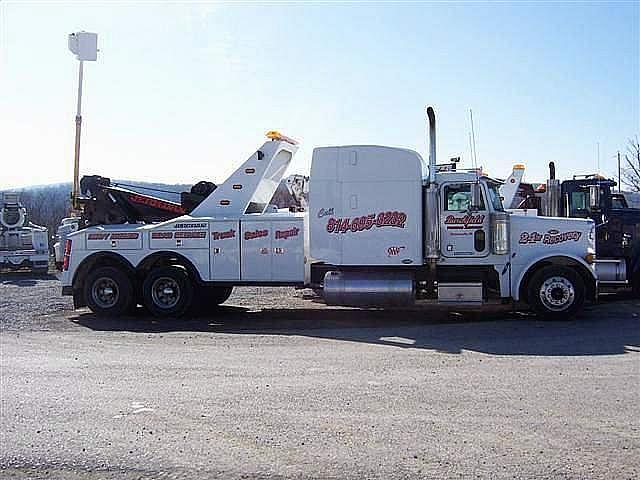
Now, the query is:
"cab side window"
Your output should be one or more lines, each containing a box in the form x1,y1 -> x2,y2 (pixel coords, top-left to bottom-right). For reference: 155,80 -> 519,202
444,184 -> 485,211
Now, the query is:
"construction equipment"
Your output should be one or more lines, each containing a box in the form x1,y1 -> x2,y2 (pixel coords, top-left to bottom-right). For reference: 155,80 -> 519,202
61,109 -> 597,319
0,192 -> 49,273
505,163 -> 640,295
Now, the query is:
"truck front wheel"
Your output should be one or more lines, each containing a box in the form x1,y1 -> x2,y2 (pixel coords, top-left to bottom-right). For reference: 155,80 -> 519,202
84,266 -> 134,316
527,265 -> 585,320
142,266 -> 193,318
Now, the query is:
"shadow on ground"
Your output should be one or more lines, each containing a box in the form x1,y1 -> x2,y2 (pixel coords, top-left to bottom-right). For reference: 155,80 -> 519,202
71,295 -> 640,357
1,272 -> 57,286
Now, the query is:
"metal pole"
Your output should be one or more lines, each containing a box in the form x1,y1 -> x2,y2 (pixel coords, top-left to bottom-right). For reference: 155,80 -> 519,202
618,151 -> 621,192
72,60 -> 84,210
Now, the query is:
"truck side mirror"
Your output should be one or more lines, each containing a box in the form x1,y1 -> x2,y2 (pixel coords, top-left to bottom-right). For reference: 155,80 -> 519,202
589,185 -> 600,210
471,182 -> 483,210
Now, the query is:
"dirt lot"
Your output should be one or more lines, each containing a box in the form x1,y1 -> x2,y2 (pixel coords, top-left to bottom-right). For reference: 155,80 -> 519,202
1,274 -> 639,479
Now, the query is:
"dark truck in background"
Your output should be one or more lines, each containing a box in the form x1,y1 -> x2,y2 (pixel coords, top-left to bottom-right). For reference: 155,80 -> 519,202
512,164 -> 640,296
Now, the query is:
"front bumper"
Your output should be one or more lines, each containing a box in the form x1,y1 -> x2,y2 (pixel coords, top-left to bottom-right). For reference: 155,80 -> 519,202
1,251 -> 49,270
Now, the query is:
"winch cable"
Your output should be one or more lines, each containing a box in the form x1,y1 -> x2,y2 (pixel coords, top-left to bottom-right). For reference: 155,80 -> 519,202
111,182 -> 182,197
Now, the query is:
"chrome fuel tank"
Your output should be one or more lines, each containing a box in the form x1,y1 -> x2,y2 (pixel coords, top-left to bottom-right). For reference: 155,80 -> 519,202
322,270 -> 414,307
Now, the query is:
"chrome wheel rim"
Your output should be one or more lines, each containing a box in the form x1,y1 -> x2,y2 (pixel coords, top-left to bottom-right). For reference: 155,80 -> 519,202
91,277 -> 119,309
539,276 -> 575,312
151,276 -> 181,309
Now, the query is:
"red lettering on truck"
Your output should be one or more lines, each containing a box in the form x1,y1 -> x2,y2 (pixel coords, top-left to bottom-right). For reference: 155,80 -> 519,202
212,229 -> 236,240
326,211 -> 406,234
275,227 -> 300,240
128,194 -> 186,214
244,229 -> 269,240
519,229 -> 582,245
444,214 -> 485,229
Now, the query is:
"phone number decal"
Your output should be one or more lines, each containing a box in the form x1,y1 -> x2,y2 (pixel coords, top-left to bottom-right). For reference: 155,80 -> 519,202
326,211 -> 407,234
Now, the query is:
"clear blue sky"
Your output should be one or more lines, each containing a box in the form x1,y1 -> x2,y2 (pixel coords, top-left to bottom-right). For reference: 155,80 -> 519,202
1,1 -> 638,189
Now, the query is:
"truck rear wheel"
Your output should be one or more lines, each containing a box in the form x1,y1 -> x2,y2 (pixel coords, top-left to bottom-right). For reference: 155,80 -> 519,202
142,266 -> 193,317
84,266 -> 134,316
527,265 -> 585,320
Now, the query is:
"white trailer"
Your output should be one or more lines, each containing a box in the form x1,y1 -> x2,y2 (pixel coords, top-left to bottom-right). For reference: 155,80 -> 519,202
61,111 -> 597,319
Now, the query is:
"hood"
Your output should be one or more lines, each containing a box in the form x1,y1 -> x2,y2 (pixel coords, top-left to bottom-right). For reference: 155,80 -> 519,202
510,214 -> 595,262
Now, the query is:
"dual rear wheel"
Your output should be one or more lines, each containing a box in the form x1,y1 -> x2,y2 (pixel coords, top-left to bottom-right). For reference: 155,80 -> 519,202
84,265 -> 232,317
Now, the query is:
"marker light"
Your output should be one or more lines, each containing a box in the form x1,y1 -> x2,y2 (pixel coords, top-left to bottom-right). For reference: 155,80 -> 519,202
266,131 -> 299,145
63,239 -> 72,271
513,164 -> 525,170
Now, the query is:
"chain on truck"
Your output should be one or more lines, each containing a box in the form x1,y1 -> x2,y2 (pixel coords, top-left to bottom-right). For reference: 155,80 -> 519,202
60,108 -> 598,319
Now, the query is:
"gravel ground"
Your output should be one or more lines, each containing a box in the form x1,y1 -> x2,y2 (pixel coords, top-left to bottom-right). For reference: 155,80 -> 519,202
0,273 -> 74,331
1,274 -> 639,479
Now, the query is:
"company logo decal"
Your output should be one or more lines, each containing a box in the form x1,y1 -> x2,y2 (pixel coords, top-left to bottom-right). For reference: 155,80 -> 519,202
519,229 -> 582,245
444,214 -> 485,229
326,211 -> 407,234
387,246 -> 406,256
110,232 -> 139,240
87,233 -> 109,240
175,231 -> 206,239
212,229 -> 236,241
317,207 -> 335,218
174,222 -> 208,229
275,227 -> 300,240
244,229 -> 269,240
152,232 -> 173,239
88,232 -> 139,240
129,194 -> 185,214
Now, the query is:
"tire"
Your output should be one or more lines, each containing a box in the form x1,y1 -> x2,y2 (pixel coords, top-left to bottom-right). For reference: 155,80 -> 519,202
142,266 -> 193,318
84,266 -> 134,316
527,265 -> 585,320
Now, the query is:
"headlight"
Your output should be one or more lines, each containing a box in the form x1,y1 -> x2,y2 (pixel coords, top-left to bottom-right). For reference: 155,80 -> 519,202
491,212 -> 509,255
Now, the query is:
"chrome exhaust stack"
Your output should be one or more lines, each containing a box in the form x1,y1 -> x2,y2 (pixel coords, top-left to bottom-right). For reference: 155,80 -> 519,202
424,106 -> 440,263
427,107 -> 437,184
545,161 -> 561,217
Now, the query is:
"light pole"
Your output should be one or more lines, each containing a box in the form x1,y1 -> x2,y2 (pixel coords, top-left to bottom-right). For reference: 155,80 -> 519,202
68,31 -> 98,210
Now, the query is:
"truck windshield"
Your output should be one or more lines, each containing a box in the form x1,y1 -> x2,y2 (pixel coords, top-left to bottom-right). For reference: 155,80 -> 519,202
487,183 -> 504,211
569,191 -> 589,217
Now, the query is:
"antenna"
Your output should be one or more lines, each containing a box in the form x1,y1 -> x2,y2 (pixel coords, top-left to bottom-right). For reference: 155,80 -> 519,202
468,132 -> 474,168
596,141 -> 600,173
469,109 -> 479,182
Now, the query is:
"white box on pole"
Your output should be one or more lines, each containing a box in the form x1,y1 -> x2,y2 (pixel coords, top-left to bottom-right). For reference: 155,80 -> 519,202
68,31 -> 98,61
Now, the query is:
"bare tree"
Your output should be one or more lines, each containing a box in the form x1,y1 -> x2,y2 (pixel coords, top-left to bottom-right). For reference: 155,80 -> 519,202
623,136 -> 640,192
18,185 -> 72,247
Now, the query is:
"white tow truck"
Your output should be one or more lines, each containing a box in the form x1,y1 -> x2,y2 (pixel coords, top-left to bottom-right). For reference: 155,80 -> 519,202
61,109 -> 597,319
